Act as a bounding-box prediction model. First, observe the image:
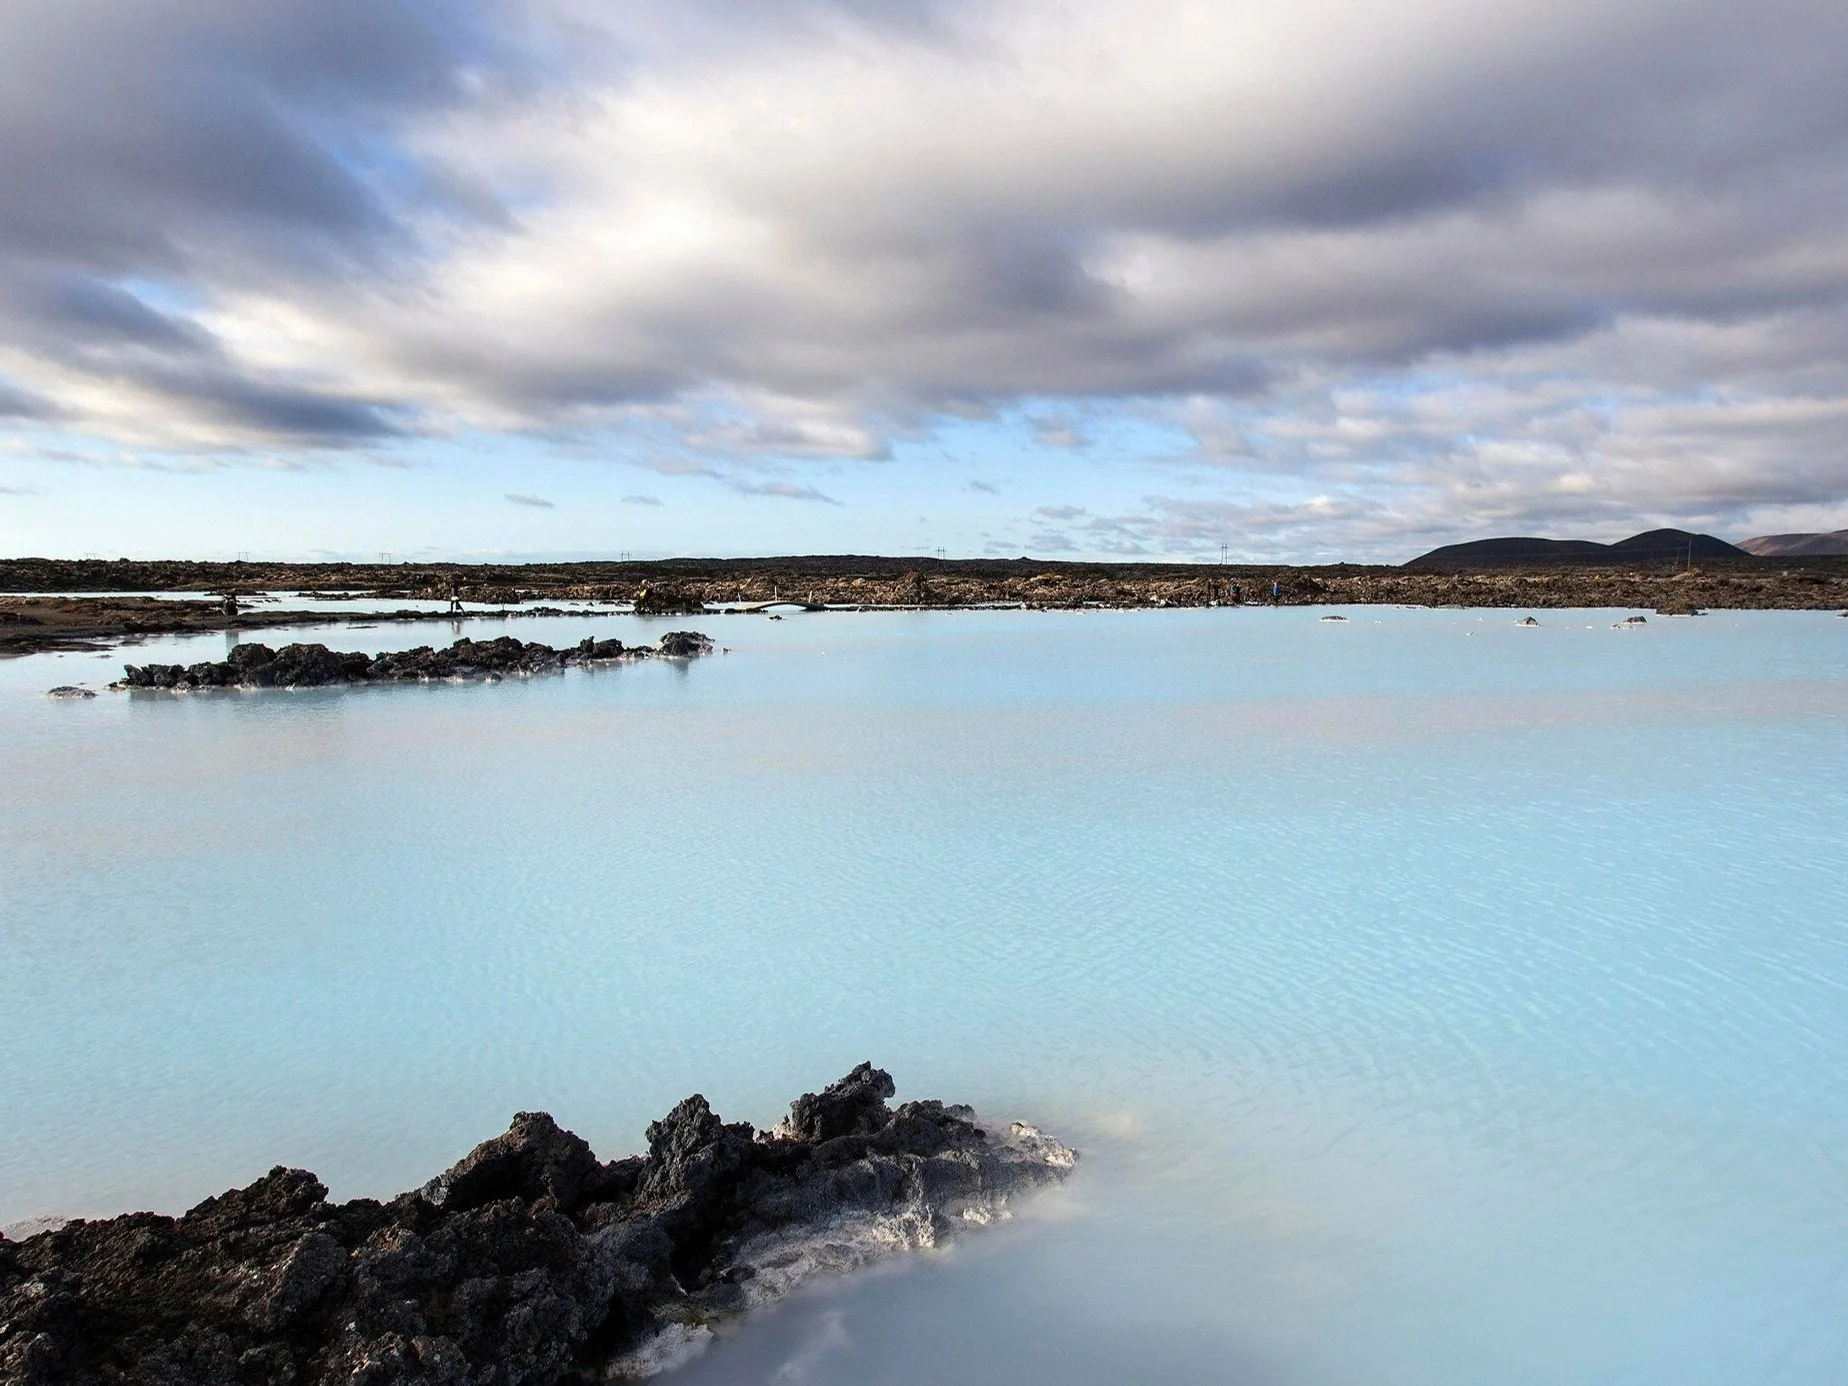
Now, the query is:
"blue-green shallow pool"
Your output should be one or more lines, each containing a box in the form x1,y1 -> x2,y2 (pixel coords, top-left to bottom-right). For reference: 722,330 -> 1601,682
4,606 -> 1846,1384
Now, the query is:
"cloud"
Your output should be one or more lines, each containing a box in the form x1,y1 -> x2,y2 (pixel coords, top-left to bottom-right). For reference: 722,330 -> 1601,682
728,479 -> 842,504
628,456 -> 725,479
1034,504 -> 1088,521
1036,493 -> 1392,561
505,492 -> 555,508
0,376 -> 52,420
964,479 -> 998,493
1032,413 -> 1088,449
1152,310 -> 1848,554
622,493 -> 664,505
0,483 -> 37,496
2,0 -> 1848,547
0,1 -> 526,450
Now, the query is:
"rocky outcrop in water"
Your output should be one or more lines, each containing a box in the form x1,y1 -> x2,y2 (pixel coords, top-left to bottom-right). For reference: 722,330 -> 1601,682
0,1065 -> 1075,1385
631,585 -> 706,616
114,633 -> 714,691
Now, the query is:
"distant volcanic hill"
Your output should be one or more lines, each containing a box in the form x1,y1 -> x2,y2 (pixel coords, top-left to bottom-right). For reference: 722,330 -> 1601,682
1405,528 -> 1749,569
1739,529 -> 1848,557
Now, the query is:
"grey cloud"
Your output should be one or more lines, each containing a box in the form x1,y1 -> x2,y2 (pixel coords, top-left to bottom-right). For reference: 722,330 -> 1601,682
630,457 -> 725,479
964,479 -> 998,493
167,374 -> 407,443
0,0 -> 530,448
6,274 -> 211,353
0,273 -> 406,445
1035,505 -> 1087,521
506,492 -> 555,508
728,480 -> 843,504
3,0 -> 1848,546
0,377 -> 51,419
1032,414 -> 1087,449
622,493 -> 664,505
0,483 -> 37,495
0,0 -> 519,271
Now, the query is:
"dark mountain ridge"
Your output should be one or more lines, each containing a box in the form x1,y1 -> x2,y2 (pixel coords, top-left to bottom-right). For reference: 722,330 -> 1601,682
1406,528 -> 1747,569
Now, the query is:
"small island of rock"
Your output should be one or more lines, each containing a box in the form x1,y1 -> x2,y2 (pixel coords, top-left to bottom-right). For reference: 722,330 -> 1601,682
114,632 -> 714,692
0,1065 -> 1075,1384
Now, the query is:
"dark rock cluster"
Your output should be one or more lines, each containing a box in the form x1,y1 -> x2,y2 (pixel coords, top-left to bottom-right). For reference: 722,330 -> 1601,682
630,586 -> 706,617
0,1066 -> 1074,1385
114,633 -> 714,691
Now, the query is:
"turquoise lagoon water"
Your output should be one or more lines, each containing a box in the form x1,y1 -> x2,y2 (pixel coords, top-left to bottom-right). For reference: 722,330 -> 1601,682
3,606 -> 1847,1384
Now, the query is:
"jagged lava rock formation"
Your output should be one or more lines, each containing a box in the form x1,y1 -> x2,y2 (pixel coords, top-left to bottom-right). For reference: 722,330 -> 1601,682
0,1065 -> 1075,1384
114,632 -> 713,691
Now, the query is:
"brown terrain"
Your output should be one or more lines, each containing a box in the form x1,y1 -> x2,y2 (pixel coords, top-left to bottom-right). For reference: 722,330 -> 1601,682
4,552 -> 1846,655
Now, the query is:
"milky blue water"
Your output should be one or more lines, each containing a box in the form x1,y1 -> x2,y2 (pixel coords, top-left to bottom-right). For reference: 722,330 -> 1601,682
4,607 -> 1847,1384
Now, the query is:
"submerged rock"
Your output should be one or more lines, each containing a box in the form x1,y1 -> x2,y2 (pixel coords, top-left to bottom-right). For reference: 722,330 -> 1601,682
0,1065 -> 1074,1385
41,686 -> 95,699
113,632 -> 713,692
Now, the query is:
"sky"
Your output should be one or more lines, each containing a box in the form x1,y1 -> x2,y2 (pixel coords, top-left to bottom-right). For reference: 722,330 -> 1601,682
2,0 -> 1847,564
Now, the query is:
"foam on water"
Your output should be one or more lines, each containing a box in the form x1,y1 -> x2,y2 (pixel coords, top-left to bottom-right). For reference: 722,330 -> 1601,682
3,606 -> 1847,1384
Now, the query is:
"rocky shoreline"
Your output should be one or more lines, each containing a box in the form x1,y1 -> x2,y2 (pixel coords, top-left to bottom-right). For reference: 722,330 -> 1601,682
114,632 -> 714,691
7,555 -> 1846,658
0,1065 -> 1076,1385
3,552 -> 1845,640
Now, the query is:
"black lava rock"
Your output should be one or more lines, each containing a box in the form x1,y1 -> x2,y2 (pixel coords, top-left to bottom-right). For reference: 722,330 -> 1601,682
0,1067 -> 1074,1385
655,631 -> 714,658
115,633 -> 711,692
